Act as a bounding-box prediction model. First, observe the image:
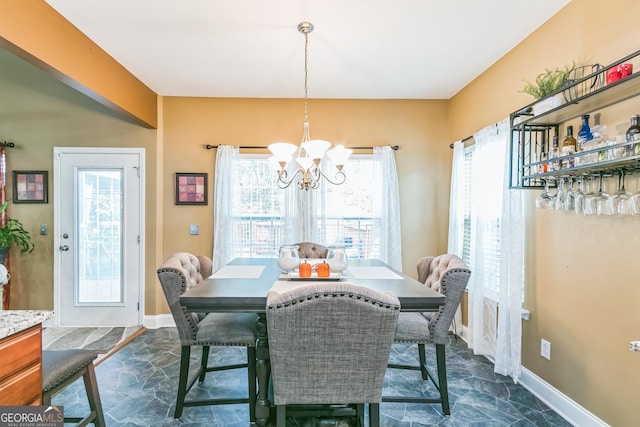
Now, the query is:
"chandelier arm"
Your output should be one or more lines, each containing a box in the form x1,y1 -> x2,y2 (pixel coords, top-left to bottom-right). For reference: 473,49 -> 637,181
277,168 -> 303,189
316,168 -> 347,185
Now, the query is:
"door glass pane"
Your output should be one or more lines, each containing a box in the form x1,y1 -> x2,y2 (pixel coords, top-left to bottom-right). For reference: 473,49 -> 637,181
77,169 -> 123,304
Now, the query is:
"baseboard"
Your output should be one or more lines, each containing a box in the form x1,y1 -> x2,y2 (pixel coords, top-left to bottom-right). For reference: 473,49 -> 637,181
456,327 -> 608,427
519,367 -> 609,427
143,314 -> 175,329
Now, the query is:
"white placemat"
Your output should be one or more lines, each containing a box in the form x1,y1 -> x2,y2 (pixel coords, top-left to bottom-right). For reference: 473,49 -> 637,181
210,265 -> 265,279
347,266 -> 403,280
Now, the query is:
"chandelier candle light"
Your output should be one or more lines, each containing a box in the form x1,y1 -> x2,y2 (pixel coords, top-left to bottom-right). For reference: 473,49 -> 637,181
268,22 -> 352,191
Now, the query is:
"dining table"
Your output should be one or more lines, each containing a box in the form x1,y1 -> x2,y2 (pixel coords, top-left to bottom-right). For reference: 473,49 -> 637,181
179,257 -> 445,427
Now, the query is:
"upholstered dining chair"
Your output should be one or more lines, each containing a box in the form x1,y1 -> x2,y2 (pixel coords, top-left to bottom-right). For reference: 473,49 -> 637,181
266,283 -> 400,427
384,254 -> 471,415
295,242 -> 329,258
157,252 -> 257,420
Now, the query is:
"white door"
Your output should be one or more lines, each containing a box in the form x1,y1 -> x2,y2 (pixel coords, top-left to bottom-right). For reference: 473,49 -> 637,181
53,148 -> 144,327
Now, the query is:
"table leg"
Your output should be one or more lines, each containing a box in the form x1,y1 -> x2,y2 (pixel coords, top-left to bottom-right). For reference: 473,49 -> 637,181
255,312 -> 271,427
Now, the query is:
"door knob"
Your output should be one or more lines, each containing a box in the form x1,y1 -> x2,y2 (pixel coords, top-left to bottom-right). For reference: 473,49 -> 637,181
59,245 -> 69,251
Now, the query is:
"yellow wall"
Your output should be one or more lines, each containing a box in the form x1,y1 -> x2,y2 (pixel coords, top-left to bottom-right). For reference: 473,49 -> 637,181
450,0 -> 640,424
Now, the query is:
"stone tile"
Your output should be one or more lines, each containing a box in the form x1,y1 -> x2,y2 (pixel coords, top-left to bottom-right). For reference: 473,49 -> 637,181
52,328 -> 572,426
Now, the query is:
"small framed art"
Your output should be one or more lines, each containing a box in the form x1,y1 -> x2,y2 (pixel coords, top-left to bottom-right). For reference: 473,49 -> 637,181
12,170 -> 48,203
175,172 -> 208,205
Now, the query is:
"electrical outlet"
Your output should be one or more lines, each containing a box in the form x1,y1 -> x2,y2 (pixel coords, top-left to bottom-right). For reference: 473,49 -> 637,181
189,224 -> 199,235
40,224 -> 48,235
541,339 -> 551,360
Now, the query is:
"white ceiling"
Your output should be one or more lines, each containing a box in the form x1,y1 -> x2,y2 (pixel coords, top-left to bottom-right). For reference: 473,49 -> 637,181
44,0 -> 570,100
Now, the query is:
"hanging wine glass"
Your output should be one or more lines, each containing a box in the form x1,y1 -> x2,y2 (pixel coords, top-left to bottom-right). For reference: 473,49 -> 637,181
554,178 -> 567,210
535,179 -> 556,209
574,177 -> 587,215
611,171 -> 632,215
563,178 -> 576,212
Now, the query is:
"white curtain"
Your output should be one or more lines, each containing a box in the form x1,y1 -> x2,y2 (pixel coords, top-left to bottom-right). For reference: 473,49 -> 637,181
448,140 -> 465,256
212,145 -> 239,271
467,118 -> 524,382
375,146 -> 402,271
447,140 -> 465,335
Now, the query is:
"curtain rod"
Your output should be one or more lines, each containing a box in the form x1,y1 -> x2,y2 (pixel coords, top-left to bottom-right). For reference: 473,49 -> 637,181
204,144 -> 399,151
0,142 -> 15,148
449,135 -> 473,149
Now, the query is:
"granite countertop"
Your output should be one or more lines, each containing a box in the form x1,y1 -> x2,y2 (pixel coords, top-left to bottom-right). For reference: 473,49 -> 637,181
631,341 -> 640,352
0,310 -> 54,340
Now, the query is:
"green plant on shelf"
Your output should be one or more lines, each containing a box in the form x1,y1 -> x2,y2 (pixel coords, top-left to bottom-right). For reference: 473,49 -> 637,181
520,62 -> 576,99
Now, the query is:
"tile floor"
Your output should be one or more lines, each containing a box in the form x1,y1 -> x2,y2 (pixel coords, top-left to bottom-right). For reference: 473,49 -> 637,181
52,328 -> 572,426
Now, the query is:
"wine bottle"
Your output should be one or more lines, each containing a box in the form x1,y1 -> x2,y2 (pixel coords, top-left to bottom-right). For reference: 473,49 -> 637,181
626,114 -> 640,155
538,141 -> 549,173
549,136 -> 559,171
561,125 -> 577,168
576,114 -> 592,165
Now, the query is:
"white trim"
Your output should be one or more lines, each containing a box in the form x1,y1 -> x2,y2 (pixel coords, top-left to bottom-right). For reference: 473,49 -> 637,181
519,366 -> 609,427
143,314 -> 175,329
456,330 -> 607,427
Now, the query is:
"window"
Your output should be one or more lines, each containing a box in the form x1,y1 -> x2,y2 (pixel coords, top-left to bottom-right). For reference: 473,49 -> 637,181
462,143 -> 501,299
227,154 -> 383,259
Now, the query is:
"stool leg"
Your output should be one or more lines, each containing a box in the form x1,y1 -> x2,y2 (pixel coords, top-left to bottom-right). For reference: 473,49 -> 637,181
83,363 -> 106,427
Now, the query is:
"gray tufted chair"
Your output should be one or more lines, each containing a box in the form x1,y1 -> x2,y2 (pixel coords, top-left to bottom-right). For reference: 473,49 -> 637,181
267,283 -> 400,427
295,242 -> 329,258
384,254 -> 471,415
157,252 -> 257,420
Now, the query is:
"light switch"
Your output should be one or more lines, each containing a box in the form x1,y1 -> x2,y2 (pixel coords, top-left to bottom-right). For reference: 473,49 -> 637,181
189,224 -> 199,235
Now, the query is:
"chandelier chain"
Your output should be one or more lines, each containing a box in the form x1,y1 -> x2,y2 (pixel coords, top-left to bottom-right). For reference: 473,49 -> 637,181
303,28 -> 309,126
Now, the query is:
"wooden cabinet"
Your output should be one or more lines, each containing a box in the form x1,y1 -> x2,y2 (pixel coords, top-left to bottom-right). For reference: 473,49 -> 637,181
0,324 -> 42,405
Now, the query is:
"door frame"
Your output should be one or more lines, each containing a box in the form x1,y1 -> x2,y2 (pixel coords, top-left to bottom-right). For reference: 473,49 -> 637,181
52,147 -> 145,327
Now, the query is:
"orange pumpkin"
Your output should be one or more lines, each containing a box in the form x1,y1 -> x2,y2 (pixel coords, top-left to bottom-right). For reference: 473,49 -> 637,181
299,261 -> 312,278
317,261 -> 331,278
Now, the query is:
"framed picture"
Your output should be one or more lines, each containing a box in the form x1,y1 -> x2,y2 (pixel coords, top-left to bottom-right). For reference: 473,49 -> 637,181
12,170 -> 48,203
175,172 -> 208,205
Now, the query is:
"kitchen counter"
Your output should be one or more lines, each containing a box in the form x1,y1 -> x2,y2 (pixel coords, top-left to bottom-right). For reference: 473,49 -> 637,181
0,310 -> 53,340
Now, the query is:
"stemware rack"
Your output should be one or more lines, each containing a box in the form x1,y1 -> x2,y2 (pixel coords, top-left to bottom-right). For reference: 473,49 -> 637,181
510,49 -> 640,189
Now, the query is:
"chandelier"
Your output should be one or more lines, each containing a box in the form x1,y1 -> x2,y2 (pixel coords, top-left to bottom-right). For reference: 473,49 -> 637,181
268,22 -> 352,191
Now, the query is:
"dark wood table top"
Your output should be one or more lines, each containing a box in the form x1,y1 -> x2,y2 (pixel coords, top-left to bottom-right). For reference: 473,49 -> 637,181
180,258 -> 445,313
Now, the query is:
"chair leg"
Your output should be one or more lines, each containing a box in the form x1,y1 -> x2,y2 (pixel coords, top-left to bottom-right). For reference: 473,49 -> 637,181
83,362 -> 106,427
175,346 -> 191,419
198,346 -> 210,382
369,403 -> 380,427
418,343 -> 428,380
355,403 -> 365,426
435,343 -> 450,415
247,346 -> 257,422
276,405 -> 286,427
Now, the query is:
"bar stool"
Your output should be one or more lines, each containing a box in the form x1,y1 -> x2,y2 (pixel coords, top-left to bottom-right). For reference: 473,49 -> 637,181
42,349 -> 106,427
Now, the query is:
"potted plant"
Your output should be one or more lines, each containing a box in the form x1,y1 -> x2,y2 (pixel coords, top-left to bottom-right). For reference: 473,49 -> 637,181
521,63 -> 575,115
0,201 -> 35,263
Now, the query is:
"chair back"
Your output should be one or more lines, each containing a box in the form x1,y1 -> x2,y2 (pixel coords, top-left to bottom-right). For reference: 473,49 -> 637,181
157,252 -> 213,346
295,242 -> 329,258
266,283 -> 400,406
417,254 -> 471,344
